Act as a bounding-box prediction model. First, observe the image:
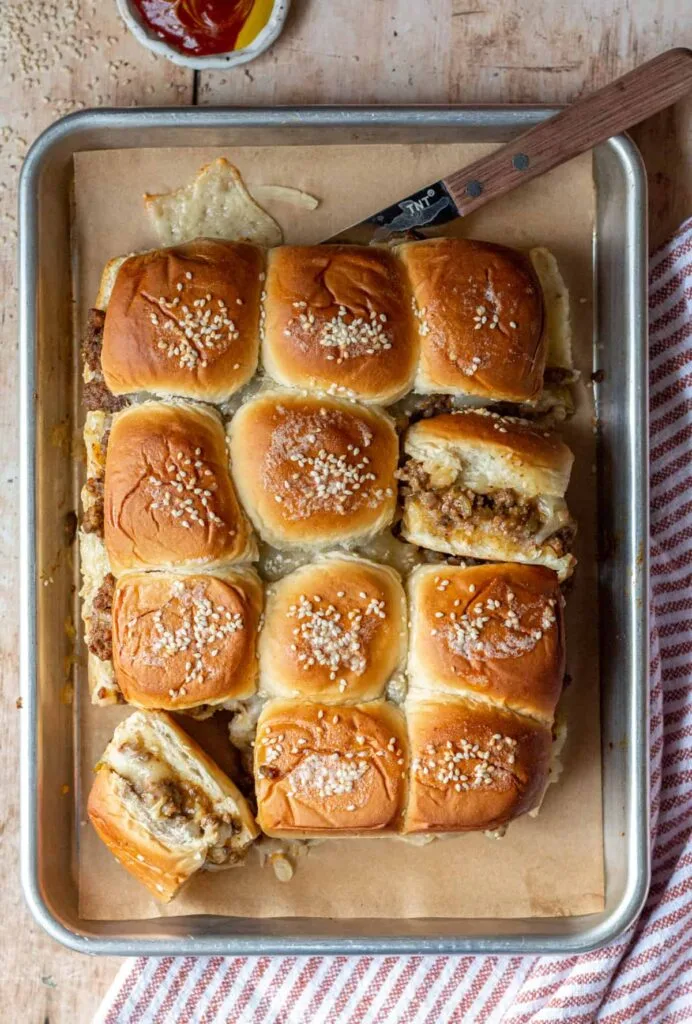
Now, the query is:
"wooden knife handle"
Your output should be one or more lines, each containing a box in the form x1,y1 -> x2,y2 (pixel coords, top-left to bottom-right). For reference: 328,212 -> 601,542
444,47 -> 692,218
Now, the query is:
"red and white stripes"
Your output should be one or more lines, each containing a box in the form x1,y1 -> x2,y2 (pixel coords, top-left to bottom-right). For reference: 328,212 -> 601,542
95,217 -> 692,1024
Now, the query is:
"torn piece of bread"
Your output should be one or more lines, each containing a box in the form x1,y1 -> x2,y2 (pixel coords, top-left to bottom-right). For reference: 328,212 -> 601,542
88,710 -> 259,902
144,158 -> 283,247
251,185 -> 319,210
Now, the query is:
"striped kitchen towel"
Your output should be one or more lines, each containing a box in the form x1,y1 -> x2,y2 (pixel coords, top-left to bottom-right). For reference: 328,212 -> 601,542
95,217 -> 692,1024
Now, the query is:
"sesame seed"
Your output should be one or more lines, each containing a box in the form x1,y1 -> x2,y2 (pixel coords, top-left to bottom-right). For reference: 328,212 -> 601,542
287,752 -> 368,799
286,590 -> 386,677
412,733 -> 517,790
148,582 -> 244,687
291,303 -> 394,360
442,586 -> 557,659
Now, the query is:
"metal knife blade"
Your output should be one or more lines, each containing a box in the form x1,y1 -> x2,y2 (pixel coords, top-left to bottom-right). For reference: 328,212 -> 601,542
324,179 -> 461,245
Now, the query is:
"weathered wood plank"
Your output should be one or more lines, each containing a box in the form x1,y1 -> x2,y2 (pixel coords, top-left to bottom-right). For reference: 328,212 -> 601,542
199,0 -> 692,245
0,1 -> 192,1020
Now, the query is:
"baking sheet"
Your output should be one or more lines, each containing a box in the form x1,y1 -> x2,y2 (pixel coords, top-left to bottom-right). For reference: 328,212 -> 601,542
73,143 -> 603,921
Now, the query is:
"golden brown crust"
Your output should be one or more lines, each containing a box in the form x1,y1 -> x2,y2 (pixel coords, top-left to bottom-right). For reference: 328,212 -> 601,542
228,392 -> 398,549
407,564 -> 564,723
406,410 -> 572,481
262,245 -> 418,404
403,697 -> 552,833
112,569 -> 263,710
101,239 -> 264,402
255,699 -> 408,837
87,769 -> 200,902
259,556 -> 407,703
104,402 -> 255,575
87,710 -> 259,901
397,238 -> 546,400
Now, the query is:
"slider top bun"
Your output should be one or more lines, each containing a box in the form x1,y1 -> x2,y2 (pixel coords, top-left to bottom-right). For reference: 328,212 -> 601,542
255,699 -> 408,837
104,401 -> 256,575
87,710 -> 258,902
262,245 -> 418,405
403,697 -> 552,834
112,568 -> 263,711
101,239 -> 264,403
405,410 -> 574,499
397,238 -> 546,402
259,555 -> 407,703
407,563 -> 564,723
228,391 -> 398,549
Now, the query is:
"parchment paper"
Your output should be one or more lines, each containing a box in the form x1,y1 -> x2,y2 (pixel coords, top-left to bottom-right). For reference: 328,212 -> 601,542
73,143 -> 603,920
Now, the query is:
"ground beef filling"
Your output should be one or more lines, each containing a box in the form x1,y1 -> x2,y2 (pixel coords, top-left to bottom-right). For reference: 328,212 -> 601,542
398,462 -> 574,554
81,308 -> 105,373
120,764 -> 242,864
543,366 -> 577,386
87,572 -> 114,661
81,307 -> 128,412
82,476 -> 104,535
83,379 -> 128,413
409,394 -> 455,423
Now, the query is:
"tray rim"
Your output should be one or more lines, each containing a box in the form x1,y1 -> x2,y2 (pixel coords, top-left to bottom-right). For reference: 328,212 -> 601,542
18,105 -> 650,956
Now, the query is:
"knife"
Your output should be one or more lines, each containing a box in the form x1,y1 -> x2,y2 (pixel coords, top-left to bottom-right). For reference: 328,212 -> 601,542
325,47 -> 692,244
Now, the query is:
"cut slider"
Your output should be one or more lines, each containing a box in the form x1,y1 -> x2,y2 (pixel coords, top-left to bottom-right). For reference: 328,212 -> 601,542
399,409 -> 577,578
88,710 -> 259,902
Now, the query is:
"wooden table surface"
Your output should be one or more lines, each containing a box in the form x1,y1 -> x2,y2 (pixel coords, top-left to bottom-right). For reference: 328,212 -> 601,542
1,1 -> 690,1020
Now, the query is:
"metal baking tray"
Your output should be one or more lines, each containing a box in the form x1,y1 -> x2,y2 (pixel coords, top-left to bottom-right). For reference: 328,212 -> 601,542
19,106 -> 649,955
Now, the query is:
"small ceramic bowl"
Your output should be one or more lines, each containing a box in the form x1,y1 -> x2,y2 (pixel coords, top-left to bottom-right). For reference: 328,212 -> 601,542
116,0 -> 291,71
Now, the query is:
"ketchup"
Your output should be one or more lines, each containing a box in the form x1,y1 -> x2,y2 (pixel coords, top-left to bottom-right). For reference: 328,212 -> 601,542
133,0 -> 259,56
